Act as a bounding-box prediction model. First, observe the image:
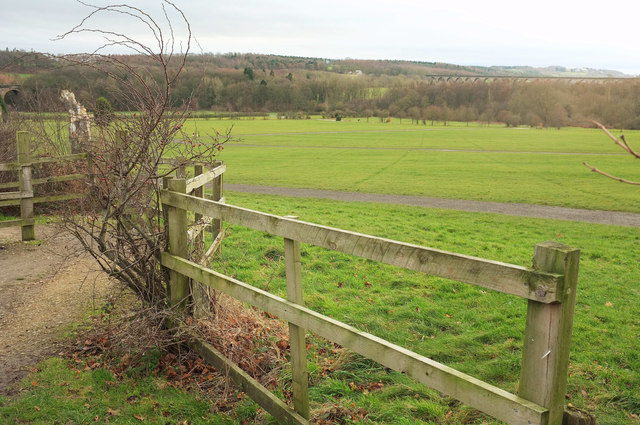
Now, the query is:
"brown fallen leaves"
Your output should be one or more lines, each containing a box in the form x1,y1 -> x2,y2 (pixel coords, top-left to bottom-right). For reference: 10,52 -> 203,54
64,293 -> 292,414
312,403 -> 368,425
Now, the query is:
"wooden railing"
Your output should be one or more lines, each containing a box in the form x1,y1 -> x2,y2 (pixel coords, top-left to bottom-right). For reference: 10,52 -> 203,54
0,131 -> 89,240
160,178 -> 582,425
159,158 -> 225,264
161,160 -> 226,319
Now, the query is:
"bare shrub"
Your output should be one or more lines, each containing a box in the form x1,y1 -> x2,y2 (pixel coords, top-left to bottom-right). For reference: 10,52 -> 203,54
54,2 -> 232,306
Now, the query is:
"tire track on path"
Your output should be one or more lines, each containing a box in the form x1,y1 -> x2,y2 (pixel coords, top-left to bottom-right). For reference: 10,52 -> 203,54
225,184 -> 640,227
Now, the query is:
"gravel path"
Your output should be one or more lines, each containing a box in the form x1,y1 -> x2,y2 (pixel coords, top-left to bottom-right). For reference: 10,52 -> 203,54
226,184 -> 640,227
0,225 -> 112,394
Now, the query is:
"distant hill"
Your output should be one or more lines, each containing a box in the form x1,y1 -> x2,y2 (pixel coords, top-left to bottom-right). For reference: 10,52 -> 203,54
3,49 -> 640,129
317,58 -> 633,78
478,65 -> 631,78
0,49 -> 633,79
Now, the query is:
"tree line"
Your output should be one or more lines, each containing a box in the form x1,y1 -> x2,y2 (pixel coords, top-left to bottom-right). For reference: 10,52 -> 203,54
3,51 -> 640,129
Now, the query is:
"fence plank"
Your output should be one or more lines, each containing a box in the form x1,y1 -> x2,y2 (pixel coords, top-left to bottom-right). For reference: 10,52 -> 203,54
161,252 -> 548,425
285,237 -> 310,419
0,191 -> 28,200
191,163 -> 212,318
189,338 -> 308,425
0,173 -> 87,190
160,191 -> 563,303
0,162 -> 19,171
204,168 -> 224,257
0,219 -> 23,229
165,178 -> 190,311
185,164 -> 226,193
30,153 -> 88,164
0,192 -> 86,207
17,131 -> 34,241
0,154 -> 88,171
519,242 -> 580,425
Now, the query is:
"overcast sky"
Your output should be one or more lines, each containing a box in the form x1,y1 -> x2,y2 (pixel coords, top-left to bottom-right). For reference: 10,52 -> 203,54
2,0 -> 640,75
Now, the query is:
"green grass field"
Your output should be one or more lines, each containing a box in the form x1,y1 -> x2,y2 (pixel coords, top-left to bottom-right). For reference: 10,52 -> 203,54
3,117 -> 638,424
211,191 -> 640,425
0,358 -> 233,424
193,118 -> 637,423
183,118 -> 640,213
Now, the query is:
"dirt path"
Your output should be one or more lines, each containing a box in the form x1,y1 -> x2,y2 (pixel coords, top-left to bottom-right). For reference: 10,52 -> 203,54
225,184 -> 640,227
0,224 -> 113,394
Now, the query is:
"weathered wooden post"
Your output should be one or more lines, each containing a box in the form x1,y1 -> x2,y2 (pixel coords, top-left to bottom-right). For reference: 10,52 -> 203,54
193,163 -> 204,226
210,162 -> 223,245
17,131 -> 34,241
519,242 -> 585,425
165,177 -> 190,311
284,217 -> 310,420
191,162 -> 212,319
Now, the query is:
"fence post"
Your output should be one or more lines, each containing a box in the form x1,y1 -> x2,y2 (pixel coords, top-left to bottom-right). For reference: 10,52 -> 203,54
284,224 -> 310,420
191,163 -> 212,319
166,177 -> 190,311
519,242 -> 580,425
17,131 -> 34,241
208,162 -> 223,253
193,163 -> 204,223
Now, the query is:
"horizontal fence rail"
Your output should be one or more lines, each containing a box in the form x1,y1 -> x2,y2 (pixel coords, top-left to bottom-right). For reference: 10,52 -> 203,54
161,191 -> 563,303
0,192 -> 86,208
186,163 -> 226,193
161,180 -> 582,425
0,153 -> 88,171
0,132 -> 89,239
162,252 -> 549,425
0,173 -> 88,190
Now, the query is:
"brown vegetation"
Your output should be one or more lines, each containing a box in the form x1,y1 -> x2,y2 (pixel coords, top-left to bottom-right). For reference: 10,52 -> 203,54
3,49 -> 640,129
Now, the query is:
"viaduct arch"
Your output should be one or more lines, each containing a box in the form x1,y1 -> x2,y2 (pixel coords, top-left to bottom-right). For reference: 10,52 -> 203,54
0,85 -> 21,106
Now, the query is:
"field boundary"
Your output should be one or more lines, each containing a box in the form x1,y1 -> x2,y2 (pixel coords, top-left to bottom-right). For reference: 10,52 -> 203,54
161,179 -> 586,425
225,183 -> 640,227
0,131 -> 89,240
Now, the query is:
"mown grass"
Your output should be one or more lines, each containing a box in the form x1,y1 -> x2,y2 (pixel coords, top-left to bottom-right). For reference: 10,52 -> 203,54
187,117 -> 637,153
218,146 -> 639,212
182,118 -> 640,213
3,117 -> 638,424
207,191 -> 640,425
0,358 -> 233,424
226,129 -> 629,152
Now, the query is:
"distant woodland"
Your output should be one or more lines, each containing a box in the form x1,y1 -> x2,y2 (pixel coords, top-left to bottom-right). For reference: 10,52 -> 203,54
2,50 -> 640,129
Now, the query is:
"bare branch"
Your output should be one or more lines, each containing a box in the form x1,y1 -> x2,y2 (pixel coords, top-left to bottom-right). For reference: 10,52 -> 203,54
583,162 -> 640,185
50,2 -> 232,308
591,120 -> 640,159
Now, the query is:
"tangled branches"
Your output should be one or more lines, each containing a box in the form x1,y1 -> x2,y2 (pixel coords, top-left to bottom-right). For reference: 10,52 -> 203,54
57,2 -> 232,305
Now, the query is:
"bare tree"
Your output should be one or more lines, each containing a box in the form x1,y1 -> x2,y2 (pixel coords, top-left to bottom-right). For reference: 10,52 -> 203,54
56,1 -> 232,305
583,121 -> 640,185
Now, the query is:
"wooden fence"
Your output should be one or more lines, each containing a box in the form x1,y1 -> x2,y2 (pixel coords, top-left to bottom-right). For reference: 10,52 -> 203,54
160,178 -> 582,425
0,131 -> 88,240
160,159 -> 225,319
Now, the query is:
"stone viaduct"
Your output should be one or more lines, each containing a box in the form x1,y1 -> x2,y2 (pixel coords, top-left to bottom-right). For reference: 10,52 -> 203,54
423,75 -> 635,85
0,84 -> 20,105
